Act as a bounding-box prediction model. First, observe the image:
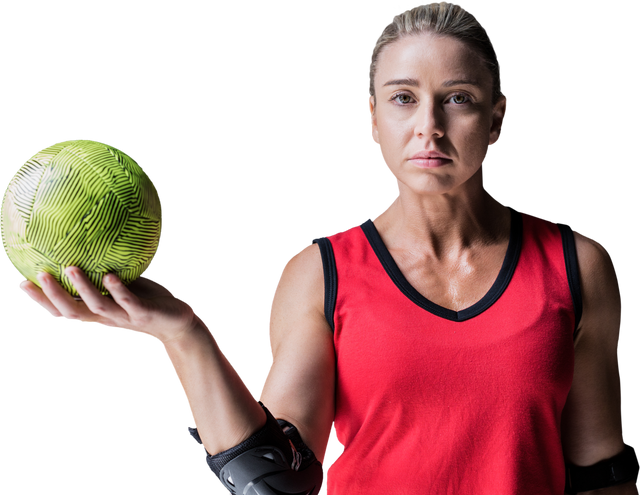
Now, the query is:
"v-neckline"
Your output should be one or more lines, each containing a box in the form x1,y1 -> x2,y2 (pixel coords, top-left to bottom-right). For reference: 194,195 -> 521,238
359,208 -> 523,322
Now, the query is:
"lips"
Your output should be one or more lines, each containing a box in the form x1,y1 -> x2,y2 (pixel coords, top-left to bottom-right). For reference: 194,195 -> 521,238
409,150 -> 452,168
411,150 -> 451,160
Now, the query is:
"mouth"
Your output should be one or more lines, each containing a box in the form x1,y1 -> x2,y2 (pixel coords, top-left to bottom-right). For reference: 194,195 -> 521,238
410,157 -> 453,168
411,150 -> 452,160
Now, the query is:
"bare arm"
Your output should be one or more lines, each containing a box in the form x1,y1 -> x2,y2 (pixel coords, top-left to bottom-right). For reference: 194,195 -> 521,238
561,232 -> 638,494
168,241 -> 335,460
19,252 -> 334,476
23,269 -> 266,454
163,319 -> 267,454
260,243 -> 335,462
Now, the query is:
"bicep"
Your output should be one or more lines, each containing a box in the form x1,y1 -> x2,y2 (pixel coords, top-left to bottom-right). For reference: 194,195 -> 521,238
260,243 -> 335,463
561,232 -> 625,466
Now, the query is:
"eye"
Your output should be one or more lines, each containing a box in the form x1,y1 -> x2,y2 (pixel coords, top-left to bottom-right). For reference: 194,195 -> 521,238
448,93 -> 470,105
391,93 -> 415,105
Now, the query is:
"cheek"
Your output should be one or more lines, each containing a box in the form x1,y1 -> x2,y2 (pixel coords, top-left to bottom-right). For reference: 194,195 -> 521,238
454,114 -> 492,163
463,126 -> 490,153
377,115 -> 412,156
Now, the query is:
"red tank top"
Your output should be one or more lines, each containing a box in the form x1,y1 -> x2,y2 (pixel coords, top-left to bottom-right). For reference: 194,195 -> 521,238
314,210 -> 579,495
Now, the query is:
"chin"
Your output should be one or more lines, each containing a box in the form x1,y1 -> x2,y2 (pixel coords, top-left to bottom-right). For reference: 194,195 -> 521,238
397,168 -> 483,198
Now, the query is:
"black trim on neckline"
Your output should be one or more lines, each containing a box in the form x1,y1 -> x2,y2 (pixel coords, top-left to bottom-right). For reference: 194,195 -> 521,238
360,208 -> 523,322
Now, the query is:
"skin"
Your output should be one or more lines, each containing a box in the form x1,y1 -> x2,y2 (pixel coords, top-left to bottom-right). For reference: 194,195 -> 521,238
18,266 -> 198,343
367,33 -> 509,262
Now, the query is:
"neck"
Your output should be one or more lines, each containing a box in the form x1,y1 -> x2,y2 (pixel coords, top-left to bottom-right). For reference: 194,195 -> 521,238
374,170 -> 510,258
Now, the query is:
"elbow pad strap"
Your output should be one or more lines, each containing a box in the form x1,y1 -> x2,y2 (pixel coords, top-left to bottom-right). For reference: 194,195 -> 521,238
189,403 -> 323,495
565,444 -> 639,494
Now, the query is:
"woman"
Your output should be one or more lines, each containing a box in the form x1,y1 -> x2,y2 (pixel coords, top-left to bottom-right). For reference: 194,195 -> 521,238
19,3 -> 638,494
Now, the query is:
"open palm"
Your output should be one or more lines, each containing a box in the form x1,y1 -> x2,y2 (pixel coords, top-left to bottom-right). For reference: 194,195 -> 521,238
21,268 -> 196,343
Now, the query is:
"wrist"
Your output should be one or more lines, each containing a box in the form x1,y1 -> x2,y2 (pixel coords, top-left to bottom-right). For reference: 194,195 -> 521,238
162,315 -> 211,350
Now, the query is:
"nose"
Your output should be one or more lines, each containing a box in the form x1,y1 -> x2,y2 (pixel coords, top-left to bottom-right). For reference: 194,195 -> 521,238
414,101 -> 445,139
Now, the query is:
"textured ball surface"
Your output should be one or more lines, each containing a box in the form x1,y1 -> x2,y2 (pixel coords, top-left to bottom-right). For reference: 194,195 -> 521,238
2,140 -> 161,296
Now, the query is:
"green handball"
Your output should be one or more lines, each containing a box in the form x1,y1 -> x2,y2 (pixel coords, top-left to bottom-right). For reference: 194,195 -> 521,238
1,140 -> 161,296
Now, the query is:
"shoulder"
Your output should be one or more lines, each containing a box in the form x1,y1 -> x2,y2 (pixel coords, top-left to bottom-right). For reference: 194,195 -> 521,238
272,243 -> 324,328
285,242 -> 323,267
573,231 -> 618,308
277,243 -> 324,299
574,232 -> 616,284
572,231 -> 621,343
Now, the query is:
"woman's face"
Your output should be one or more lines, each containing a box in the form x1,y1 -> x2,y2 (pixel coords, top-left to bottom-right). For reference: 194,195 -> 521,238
371,32 -> 506,197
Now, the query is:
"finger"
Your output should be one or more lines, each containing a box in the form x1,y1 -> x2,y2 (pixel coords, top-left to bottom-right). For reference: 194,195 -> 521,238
20,280 -> 63,317
65,267 -> 127,321
103,273 -> 142,314
37,272 -> 91,321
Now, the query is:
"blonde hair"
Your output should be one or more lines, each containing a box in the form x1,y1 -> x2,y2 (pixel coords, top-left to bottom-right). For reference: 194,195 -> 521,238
369,3 -> 503,103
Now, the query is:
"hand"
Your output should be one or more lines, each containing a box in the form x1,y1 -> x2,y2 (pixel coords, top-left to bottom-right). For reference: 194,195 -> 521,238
20,267 -> 197,343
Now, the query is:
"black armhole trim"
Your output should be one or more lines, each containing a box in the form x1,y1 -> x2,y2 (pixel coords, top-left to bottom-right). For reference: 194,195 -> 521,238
313,238 -> 337,332
558,224 -> 583,333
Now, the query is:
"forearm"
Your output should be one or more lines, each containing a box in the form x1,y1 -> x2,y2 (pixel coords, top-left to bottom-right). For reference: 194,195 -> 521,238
163,316 -> 266,455
578,481 -> 638,494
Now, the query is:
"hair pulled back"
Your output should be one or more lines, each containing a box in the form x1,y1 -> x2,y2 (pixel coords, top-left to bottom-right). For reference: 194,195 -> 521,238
367,0 -> 506,105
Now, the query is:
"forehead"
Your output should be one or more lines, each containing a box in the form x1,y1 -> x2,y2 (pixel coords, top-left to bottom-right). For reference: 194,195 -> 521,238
375,32 -> 491,91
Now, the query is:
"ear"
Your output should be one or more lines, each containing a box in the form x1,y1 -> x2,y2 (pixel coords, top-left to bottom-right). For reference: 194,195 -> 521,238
369,95 -> 379,144
489,95 -> 506,145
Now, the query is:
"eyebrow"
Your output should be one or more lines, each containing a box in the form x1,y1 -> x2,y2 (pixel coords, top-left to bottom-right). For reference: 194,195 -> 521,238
382,78 -> 481,88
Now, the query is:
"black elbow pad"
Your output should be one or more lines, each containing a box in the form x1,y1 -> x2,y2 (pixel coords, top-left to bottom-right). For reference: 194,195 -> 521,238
189,403 -> 323,495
